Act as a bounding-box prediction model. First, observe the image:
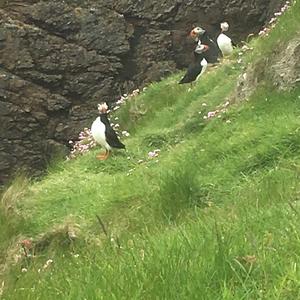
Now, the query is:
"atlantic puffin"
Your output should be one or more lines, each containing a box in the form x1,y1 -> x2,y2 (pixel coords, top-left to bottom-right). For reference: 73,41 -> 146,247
91,103 -> 125,160
179,44 -> 209,85
217,22 -> 236,56
190,27 -> 219,63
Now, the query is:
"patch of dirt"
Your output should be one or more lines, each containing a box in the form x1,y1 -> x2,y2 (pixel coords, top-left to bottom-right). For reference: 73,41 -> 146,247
235,35 -> 300,102
270,36 -> 300,90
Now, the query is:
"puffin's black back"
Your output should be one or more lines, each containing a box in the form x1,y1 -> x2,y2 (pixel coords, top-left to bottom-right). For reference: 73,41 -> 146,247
200,32 -> 219,63
100,114 -> 125,149
179,52 -> 205,84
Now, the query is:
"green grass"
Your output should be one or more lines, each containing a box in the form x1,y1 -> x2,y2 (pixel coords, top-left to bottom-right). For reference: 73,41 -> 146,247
1,2 -> 300,299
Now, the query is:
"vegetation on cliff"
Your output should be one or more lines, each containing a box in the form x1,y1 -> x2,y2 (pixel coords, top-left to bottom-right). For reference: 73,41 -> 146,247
1,1 -> 300,299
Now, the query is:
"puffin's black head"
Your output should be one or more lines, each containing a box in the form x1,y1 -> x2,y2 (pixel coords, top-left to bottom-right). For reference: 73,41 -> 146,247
190,26 -> 205,41
220,22 -> 229,32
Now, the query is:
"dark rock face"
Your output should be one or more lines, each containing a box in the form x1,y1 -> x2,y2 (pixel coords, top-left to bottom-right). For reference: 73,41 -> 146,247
0,0 -> 285,184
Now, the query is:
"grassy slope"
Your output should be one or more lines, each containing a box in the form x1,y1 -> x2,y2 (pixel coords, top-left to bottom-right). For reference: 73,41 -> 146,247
1,2 -> 300,299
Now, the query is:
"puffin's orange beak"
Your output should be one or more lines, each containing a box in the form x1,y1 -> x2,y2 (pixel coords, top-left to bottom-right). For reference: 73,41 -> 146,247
190,29 -> 197,38
203,45 -> 209,52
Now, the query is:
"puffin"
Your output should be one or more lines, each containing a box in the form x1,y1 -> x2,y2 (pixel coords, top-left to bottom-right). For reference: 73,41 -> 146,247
216,22 -> 236,56
190,26 -> 219,63
91,102 -> 125,160
190,26 -> 206,42
179,44 -> 209,85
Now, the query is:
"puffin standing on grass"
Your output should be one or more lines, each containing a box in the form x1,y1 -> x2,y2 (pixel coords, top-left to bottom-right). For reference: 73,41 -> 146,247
91,103 -> 125,160
217,22 -> 236,57
179,44 -> 209,86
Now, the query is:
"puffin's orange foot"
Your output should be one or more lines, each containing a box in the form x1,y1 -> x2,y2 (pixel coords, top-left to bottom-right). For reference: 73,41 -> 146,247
96,152 -> 106,160
96,150 -> 110,160
103,151 -> 110,160
96,155 -> 106,160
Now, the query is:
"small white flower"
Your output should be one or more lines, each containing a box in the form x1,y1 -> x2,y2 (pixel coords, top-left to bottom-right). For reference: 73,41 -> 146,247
241,45 -> 250,51
140,249 -> 145,260
122,130 -> 130,137
43,259 -> 53,269
223,101 -> 230,107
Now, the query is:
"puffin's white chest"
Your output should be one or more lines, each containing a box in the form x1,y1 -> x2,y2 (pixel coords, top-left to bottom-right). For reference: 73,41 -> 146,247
197,58 -> 208,81
217,33 -> 233,56
91,117 -> 111,150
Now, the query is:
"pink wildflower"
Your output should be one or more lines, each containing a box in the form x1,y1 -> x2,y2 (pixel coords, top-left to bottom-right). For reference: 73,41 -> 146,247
21,239 -> 32,249
148,152 -> 157,158
148,149 -> 160,158
207,111 -> 216,118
